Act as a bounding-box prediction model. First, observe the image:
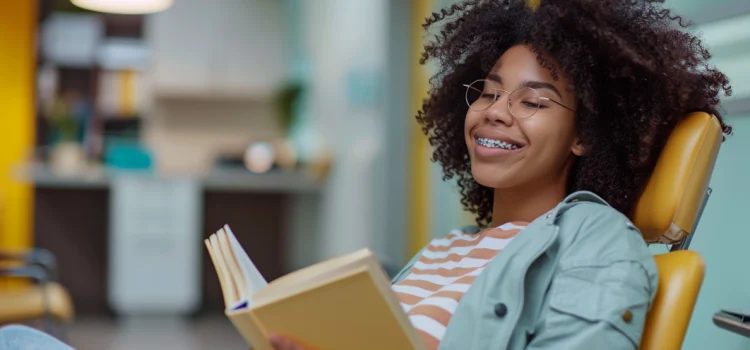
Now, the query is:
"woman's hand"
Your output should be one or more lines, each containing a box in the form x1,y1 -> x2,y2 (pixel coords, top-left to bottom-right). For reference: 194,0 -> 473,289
268,333 -> 307,350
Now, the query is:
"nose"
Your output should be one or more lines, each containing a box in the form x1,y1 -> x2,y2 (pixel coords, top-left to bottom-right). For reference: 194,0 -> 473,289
483,93 -> 514,126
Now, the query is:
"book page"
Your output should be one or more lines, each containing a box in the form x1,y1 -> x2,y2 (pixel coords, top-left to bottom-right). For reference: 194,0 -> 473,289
204,239 -> 232,309
209,234 -> 239,306
223,225 -> 268,297
217,230 -> 250,306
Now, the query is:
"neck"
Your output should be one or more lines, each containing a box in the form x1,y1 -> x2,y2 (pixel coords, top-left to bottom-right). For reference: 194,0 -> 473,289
491,176 -> 569,227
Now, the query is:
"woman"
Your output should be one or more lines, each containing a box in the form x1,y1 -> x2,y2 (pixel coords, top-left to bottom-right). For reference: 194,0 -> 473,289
272,0 -> 731,349
1,0 -> 730,349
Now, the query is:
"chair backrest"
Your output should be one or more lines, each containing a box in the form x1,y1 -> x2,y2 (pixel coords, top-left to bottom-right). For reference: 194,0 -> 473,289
632,112 -> 723,350
632,112 -> 723,244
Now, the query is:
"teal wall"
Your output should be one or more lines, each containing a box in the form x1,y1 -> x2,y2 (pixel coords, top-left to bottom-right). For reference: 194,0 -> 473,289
681,114 -> 750,349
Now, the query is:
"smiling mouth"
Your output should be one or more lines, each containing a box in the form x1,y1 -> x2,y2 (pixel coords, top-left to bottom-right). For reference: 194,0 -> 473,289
475,137 -> 521,150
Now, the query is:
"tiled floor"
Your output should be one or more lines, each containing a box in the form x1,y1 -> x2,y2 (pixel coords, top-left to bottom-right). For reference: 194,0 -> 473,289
67,315 -> 247,350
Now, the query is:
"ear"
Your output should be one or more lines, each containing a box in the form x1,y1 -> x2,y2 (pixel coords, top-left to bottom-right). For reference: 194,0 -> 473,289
571,138 -> 585,157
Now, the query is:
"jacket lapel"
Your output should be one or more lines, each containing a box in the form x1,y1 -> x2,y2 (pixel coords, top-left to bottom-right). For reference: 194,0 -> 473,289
441,215 -> 559,349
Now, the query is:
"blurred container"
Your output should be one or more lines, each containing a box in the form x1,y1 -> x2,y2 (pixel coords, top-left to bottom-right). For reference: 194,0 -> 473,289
97,38 -> 152,118
49,142 -> 88,177
97,69 -> 149,118
104,139 -> 153,171
41,13 -> 103,67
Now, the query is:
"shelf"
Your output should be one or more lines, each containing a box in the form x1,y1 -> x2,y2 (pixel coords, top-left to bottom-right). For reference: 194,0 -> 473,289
17,162 -> 322,194
20,163 -> 109,189
204,167 -> 320,193
153,88 -> 276,104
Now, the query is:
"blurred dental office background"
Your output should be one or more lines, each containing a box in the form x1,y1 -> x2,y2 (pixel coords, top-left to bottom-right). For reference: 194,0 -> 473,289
0,0 -> 749,349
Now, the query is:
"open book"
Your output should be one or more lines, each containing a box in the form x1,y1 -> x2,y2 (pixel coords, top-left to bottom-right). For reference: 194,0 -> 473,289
204,225 -> 425,350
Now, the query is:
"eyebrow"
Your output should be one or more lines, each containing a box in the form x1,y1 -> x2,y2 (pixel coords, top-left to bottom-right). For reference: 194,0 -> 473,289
486,74 -> 563,99
486,73 -> 502,83
522,80 -> 563,99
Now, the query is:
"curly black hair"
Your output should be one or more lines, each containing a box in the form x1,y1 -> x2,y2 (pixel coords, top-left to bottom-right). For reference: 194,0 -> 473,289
416,0 -> 732,226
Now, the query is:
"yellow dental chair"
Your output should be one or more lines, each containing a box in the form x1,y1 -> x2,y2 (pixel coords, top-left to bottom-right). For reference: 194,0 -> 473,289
0,193 -> 74,338
633,111 -> 723,350
0,249 -> 75,331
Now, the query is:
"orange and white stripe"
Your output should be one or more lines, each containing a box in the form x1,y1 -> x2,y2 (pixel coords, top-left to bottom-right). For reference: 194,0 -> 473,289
393,222 -> 527,349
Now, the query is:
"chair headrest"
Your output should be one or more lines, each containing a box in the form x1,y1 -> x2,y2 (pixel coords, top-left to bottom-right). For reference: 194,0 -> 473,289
631,112 -> 722,244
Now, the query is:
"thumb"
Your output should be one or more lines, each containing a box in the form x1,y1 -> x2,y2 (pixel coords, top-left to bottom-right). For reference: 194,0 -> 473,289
268,333 -> 304,350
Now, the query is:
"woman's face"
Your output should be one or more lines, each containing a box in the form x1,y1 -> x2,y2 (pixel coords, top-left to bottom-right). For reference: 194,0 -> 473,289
465,45 -> 582,191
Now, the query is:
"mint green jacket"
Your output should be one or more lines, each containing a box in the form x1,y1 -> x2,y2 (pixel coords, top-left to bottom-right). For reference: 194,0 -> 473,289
391,191 -> 659,350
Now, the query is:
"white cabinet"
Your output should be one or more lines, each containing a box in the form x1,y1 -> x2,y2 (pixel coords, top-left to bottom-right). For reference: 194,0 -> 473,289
108,175 -> 203,315
145,0 -> 286,98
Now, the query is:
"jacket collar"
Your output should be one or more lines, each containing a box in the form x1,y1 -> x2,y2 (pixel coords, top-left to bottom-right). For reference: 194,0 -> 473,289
562,190 -> 611,206
545,191 -> 611,225
464,191 -> 612,232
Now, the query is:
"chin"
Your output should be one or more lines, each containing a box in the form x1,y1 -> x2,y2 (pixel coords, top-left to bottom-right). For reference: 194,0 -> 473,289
471,165 -> 518,189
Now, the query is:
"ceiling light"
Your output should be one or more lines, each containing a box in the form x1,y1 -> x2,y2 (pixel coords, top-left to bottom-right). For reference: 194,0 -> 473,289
71,0 -> 173,15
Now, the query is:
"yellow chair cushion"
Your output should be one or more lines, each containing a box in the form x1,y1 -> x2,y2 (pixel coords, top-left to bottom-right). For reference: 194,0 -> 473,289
0,282 -> 75,323
640,250 -> 705,350
632,112 -> 722,243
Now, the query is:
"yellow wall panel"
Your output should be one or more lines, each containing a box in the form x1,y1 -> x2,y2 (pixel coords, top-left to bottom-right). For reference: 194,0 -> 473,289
408,0 -> 434,257
0,1 -> 36,250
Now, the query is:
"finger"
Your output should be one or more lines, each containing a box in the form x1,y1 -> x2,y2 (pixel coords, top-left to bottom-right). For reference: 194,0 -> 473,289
269,333 -> 284,347
269,333 -> 296,350
269,333 -> 304,350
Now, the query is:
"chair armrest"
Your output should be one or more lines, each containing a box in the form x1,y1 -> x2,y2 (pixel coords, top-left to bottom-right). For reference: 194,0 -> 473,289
0,264 -> 60,323
0,264 -> 51,284
0,248 -> 58,280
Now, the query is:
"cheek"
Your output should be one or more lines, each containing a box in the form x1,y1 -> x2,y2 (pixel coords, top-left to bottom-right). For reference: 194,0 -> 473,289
520,118 -> 573,148
464,111 -> 477,132
523,118 -> 576,157
464,112 -> 480,140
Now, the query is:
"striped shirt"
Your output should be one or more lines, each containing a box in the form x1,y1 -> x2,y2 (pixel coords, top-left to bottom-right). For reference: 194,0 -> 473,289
392,222 -> 528,349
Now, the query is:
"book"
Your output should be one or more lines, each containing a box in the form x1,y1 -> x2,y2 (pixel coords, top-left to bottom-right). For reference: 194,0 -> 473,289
204,225 -> 425,350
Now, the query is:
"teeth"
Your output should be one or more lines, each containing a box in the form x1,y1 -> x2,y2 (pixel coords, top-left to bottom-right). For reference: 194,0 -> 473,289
476,137 -> 519,150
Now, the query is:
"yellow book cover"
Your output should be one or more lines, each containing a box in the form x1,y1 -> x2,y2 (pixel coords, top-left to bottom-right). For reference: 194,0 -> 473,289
204,225 -> 425,350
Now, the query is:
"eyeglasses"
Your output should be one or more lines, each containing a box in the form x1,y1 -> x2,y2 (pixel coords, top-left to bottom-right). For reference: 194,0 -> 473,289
463,79 -> 575,119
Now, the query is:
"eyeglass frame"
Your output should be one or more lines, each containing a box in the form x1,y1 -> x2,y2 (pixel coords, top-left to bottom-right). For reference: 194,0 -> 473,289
462,79 -> 575,119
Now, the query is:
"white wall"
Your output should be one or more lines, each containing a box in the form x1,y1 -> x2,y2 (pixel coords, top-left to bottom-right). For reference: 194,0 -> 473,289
381,0 -> 413,269
297,0 -> 392,263
143,0 -> 287,175
145,0 -> 286,95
